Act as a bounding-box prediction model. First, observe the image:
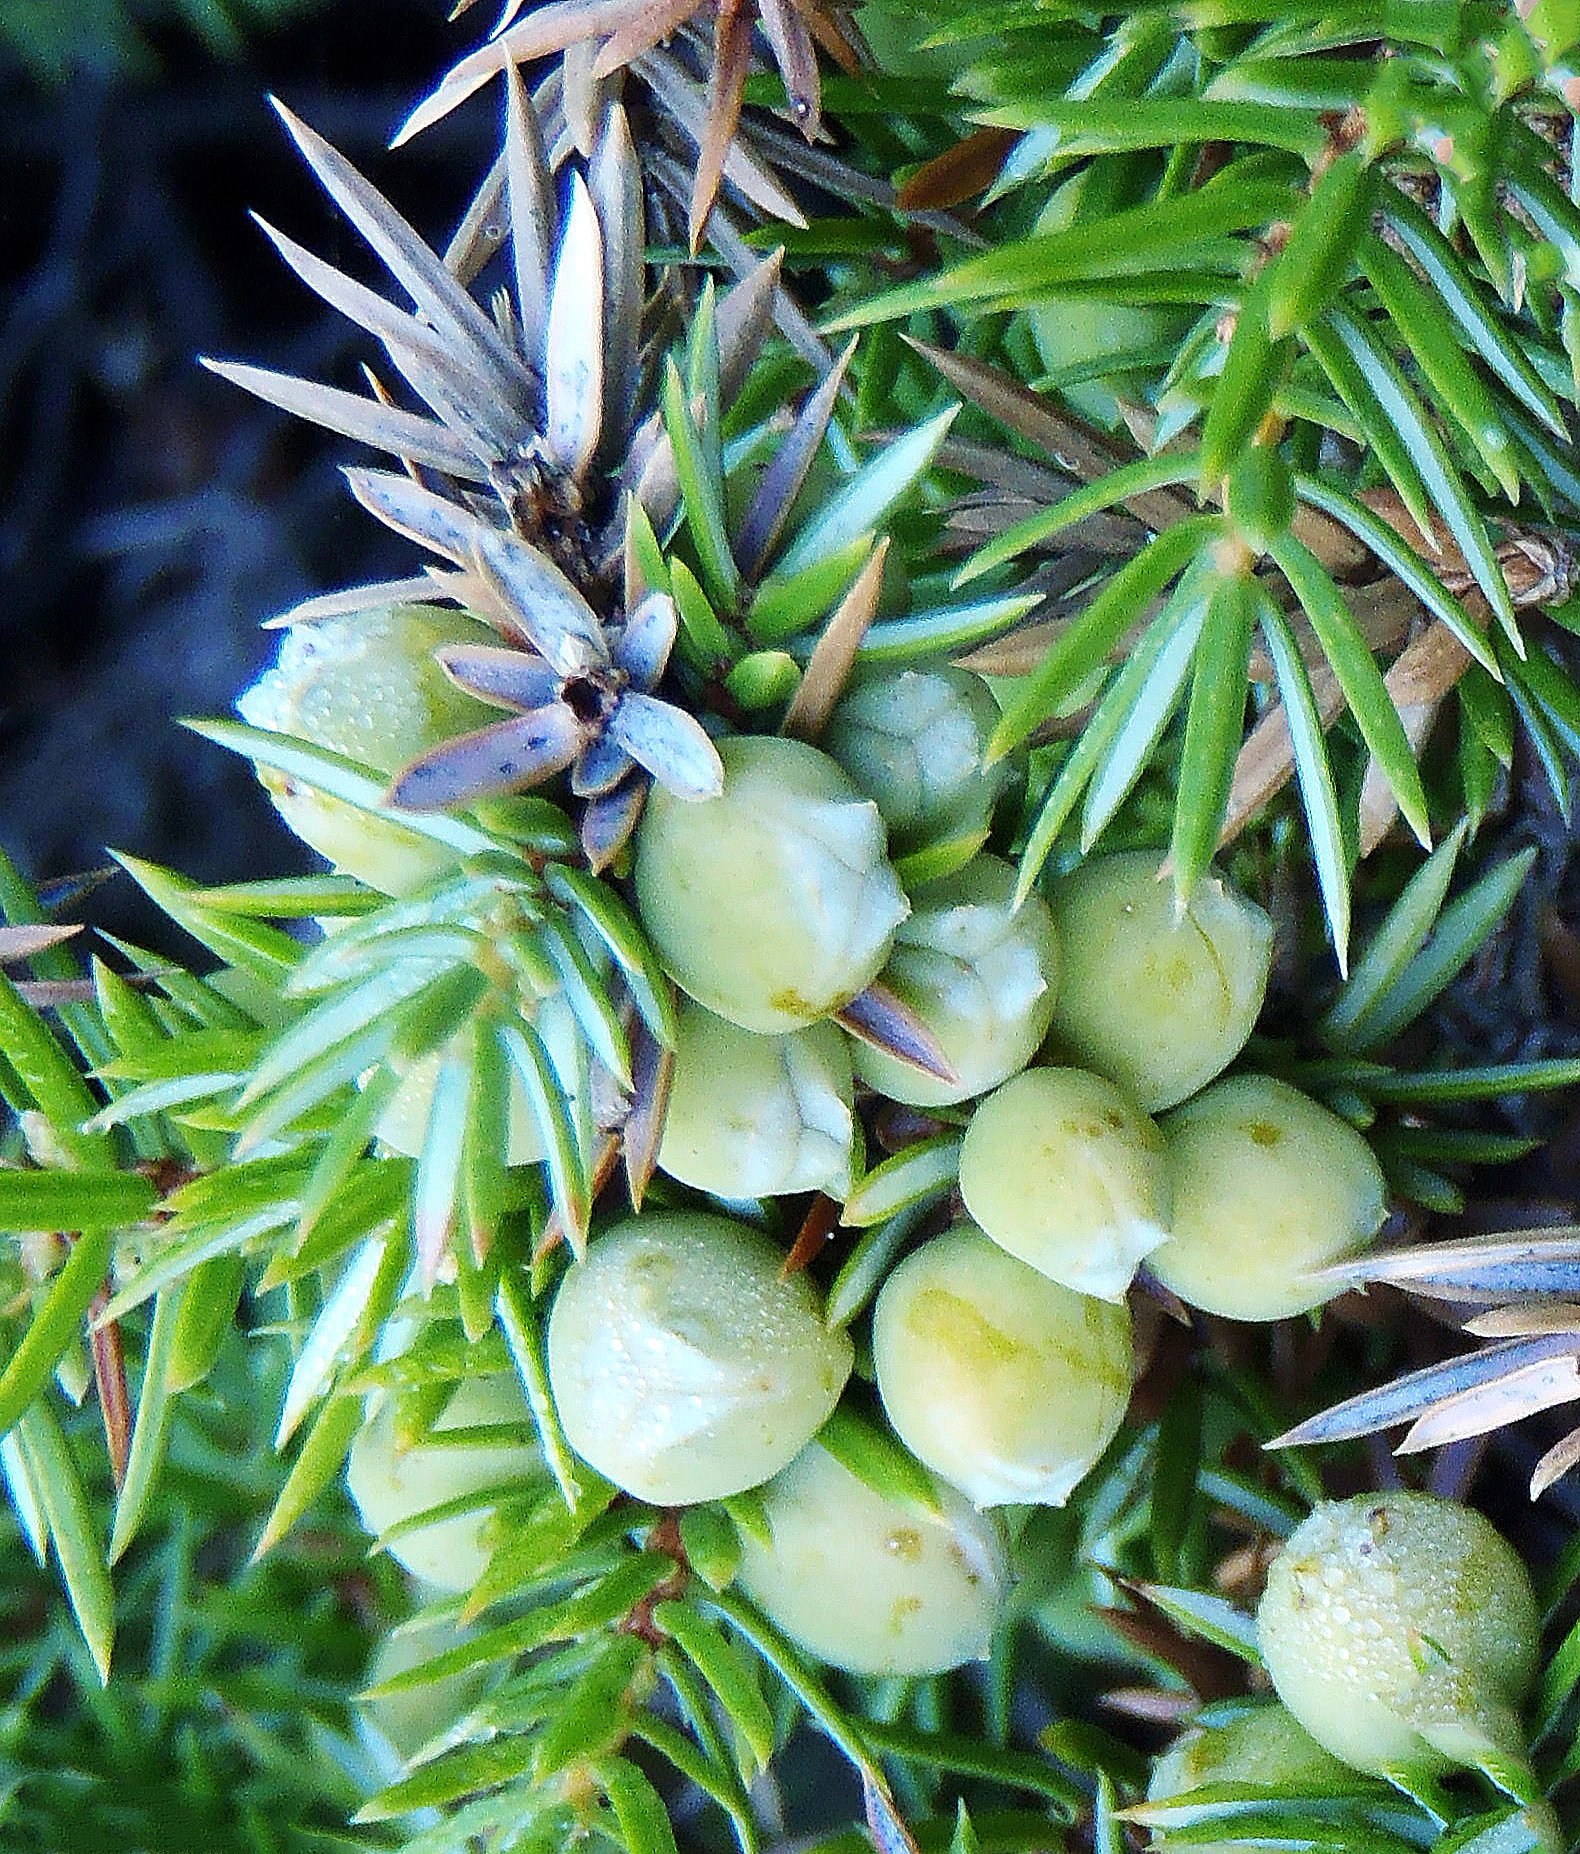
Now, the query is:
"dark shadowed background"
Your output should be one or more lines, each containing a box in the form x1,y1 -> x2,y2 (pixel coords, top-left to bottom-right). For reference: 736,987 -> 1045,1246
0,0 -> 501,947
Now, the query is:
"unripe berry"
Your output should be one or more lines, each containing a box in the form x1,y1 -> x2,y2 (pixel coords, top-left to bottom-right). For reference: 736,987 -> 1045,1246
1257,1492 -> 1540,1778
823,666 -> 1008,853
738,1443 -> 1009,1676
1152,1075 -> 1386,1320
872,1225 -> 1132,1507
1144,1704 -> 1358,1854
959,1066 -> 1169,1300
1149,1702 -> 1354,1803
237,604 -> 499,894
658,1000 -> 855,1200
344,1374 -> 544,1593
370,994 -> 584,1169
851,856 -> 1061,1109
634,735 -> 909,1033
357,1613 -> 490,1774
1045,852 -> 1273,1113
1142,1705 -> 1379,1854
546,1213 -> 853,1505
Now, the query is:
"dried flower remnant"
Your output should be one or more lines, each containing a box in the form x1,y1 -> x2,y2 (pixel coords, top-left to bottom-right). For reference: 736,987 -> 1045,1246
389,561 -> 723,844
1272,1230 -> 1580,1498
208,91 -> 643,568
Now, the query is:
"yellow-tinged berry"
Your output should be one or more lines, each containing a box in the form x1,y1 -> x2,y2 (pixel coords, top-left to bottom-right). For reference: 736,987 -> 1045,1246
1152,1074 -> 1386,1320
1046,852 -> 1273,1113
1150,1702 -> 1355,1800
1257,1492 -> 1540,1778
1144,1704 -> 1359,1854
872,1225 -> 1132,1507
738,1442 -> 1009,1676
959,1066 -> 1168,1300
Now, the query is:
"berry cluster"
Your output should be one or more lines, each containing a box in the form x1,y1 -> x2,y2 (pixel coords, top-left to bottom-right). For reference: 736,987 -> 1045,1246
244,596 -> 1395,1684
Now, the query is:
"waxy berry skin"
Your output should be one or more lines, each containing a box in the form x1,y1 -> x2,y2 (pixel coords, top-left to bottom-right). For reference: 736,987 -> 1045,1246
959,1065 -> 1170,1301
1257,1492 -> 1541,1777
1153,1074 -> 1387,1320
737,1443 -> 1009,1677
657,1000 -> 855,1200
851,856 -> 1062,1110
1046,852 -> 1273,1113
633,734 -> 909,1034
823,664 -> 1008,855
546,1213 -> 853,1506
872,1225 -> 1133,1509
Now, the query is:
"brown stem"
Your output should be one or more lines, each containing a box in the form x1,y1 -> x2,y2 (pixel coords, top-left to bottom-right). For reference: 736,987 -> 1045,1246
89,1282 -> 131,1491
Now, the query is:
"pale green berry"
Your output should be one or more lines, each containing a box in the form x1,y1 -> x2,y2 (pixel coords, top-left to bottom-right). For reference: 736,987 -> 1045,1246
633,734 -> 909,1033
658,1000 -> 855,1200
1149,1702 -> 1355,1800
1152,1075 -> 1386,1320
237,603 -> 499,894
1027,172 -> 1193,430
345,1374 -> 544,1593
737,1443 -> 1009,1676
546,1213 -> 853,1505
369,994 -> 586,1169
823,666 -> 1008,853
851,855 -> 1061,1109
1145,1704 -> 1358,1854
959,1067 -> 1169,1300
1258,1492 -> 1540,1778
357,1613 -> 490,1774
872,1225 -> 1132,1507
1046,852 -> 1273,1113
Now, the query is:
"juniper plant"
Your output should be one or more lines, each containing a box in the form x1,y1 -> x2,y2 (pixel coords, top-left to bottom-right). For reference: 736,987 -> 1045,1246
14,2 -> 1580,1851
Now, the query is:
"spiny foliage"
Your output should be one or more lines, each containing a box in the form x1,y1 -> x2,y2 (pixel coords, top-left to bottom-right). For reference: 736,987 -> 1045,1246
10,0 -> 1580,1850
834,0 -> 1580,965
1,852 -> 1579,1848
